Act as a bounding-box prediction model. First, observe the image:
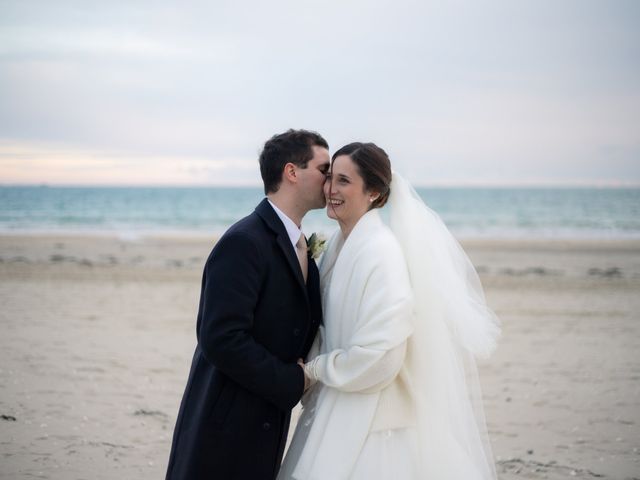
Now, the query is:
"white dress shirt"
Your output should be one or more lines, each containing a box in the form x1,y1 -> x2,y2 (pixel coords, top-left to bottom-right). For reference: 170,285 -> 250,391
267,199 -> 303,252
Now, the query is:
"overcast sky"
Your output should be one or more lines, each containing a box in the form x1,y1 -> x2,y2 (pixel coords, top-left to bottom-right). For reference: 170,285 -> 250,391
0,0 -> 638,186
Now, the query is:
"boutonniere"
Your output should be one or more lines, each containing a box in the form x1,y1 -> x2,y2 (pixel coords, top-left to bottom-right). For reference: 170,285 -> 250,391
307,232 -> 327,260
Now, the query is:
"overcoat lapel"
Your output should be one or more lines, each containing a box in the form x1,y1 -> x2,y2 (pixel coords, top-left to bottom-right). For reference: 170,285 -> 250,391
318,230 -> 343,293
255,199 -> 308,295
306,253 -> 320,297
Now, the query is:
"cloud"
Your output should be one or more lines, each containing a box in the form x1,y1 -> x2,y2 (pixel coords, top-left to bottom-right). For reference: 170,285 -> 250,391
0,140 -> 260,185
0,0 -> 638,185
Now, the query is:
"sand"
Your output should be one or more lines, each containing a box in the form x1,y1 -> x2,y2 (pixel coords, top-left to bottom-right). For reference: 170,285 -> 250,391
0,234 -> 638,479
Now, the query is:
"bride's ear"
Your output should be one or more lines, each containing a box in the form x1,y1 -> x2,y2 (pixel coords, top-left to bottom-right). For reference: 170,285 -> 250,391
368,192 -> 380,204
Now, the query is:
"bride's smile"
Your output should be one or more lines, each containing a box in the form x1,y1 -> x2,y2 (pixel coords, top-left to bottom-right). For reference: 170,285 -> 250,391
324,154 -> 379,238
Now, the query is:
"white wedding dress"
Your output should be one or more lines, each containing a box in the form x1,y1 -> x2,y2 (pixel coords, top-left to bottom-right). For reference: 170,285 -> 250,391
278,173 -> 499,480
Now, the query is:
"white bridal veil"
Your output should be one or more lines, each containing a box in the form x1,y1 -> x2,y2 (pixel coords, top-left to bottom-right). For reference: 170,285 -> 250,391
387,172 -> 500,479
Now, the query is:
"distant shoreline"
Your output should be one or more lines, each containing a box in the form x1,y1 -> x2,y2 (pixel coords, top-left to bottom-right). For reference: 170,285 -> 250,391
2,231 -> 640,249
1,229 -> 640,242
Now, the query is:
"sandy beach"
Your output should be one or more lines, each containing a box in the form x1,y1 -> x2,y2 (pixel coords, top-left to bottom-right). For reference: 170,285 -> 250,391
1,234 -> 639,479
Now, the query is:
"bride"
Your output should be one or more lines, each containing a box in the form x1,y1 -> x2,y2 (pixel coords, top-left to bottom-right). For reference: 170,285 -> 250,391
277,142 -> 500,479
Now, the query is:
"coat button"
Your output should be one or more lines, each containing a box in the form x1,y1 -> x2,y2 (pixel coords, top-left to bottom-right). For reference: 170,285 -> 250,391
293,328 -> 301,337
262,422 -> 271,431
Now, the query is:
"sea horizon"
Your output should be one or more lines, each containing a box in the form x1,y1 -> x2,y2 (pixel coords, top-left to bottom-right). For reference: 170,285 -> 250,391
1,185 -> 639,240
2,182 -> 640,188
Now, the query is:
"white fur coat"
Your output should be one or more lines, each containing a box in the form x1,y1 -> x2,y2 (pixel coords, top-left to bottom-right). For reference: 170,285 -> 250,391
279,209 -> 414,480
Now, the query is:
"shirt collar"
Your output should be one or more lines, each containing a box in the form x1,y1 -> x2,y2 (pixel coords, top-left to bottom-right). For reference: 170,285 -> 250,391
267,199 -> 303,249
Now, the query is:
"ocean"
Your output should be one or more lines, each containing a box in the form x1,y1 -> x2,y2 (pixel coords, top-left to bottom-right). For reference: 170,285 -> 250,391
1,186 -> 639,239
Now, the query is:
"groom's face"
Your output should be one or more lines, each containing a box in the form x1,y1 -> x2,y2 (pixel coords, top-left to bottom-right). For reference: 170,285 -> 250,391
296,146 -> 331,210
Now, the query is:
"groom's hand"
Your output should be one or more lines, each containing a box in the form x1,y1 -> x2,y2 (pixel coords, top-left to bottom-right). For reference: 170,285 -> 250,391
297,358 -> 310,392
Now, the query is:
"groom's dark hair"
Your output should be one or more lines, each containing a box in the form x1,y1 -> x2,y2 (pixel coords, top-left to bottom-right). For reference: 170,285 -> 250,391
259,129 -> 329,194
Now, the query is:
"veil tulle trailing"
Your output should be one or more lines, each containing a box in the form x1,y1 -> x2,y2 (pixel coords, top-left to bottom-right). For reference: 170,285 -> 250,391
388,172 -> 499,479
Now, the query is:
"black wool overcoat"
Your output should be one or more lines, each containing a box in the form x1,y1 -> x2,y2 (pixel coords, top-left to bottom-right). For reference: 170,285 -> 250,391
165,199 -> 322,480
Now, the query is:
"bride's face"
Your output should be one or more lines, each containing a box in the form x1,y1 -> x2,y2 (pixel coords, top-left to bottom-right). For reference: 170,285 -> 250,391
324,155 -> 375,233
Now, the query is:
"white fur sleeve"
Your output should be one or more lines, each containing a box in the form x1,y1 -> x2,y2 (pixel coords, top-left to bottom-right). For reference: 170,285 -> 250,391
305,340 -> 407,393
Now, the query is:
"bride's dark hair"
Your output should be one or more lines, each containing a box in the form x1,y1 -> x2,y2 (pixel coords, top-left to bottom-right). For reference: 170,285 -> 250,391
331,142 -> 392,209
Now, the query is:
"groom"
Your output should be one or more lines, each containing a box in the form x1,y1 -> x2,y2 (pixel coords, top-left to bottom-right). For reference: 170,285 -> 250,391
165,129 -> 329,480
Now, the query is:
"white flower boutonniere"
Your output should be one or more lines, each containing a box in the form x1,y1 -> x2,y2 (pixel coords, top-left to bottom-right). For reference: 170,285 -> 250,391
307,232 -> 327,260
